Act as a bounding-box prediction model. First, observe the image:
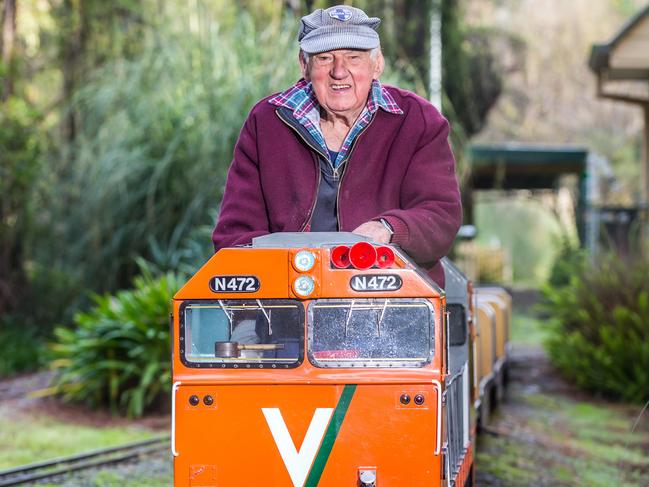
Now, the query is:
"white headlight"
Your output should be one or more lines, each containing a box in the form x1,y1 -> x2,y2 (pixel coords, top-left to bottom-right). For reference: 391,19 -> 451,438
294,250 -> 316,272
293,276 -> 315,297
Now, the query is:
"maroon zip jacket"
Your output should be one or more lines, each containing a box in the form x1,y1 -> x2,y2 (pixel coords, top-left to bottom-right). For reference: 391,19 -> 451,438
212,85 -> 462,287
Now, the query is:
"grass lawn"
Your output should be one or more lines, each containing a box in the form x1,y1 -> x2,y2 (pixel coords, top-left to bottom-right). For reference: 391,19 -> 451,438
0,402 -> 160,468
509,309 -> 550,346
476,308 -> 649,486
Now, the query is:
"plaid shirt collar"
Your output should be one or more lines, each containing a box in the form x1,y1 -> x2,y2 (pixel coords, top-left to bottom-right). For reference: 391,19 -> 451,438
269,79 -> 402,167
269,78 -> 403,118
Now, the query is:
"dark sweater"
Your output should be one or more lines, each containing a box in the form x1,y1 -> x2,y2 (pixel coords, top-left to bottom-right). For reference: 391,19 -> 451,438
212,85 -> 462,287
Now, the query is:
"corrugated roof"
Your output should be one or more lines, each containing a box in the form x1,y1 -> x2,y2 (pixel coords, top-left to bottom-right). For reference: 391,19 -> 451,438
470,144 -> 588,165
469,144 -> 587,190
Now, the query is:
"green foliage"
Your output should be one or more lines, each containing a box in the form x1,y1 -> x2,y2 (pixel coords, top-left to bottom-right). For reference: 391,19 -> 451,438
38,9 -> 300,300
547,239 -> 587,288
0,96 -> 41,314
442,2 -> 503,138
0,318 -> 46,376
542,251 -> 649,402
612,0 -> 648,17
475,196 -> 563,285
50,268 -> 183,417
356,0 -> 431,93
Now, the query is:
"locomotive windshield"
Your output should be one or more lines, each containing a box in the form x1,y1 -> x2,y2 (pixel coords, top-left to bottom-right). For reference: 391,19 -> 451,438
181,300 -> 303,368
308,298 -> 434,368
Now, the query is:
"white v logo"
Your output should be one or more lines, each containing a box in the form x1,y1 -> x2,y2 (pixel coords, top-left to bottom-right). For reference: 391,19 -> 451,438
262,407 -> 334,487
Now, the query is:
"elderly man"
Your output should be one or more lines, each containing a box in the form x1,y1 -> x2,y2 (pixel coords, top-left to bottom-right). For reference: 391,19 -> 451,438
212,5 -> 461,286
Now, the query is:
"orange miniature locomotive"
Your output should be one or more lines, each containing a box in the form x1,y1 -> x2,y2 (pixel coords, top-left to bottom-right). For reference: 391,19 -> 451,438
171,233 -> 509,487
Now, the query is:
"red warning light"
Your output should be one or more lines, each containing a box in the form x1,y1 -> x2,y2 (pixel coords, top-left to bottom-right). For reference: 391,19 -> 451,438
349,242 -> 377,270
331,245 -> 351,268
375,246 -> 395,268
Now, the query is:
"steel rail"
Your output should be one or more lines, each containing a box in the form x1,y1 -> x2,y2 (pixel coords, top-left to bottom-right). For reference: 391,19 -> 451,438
0,435 -> 169,486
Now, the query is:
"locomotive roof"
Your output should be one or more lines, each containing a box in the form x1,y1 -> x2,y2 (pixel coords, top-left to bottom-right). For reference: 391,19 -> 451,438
441,257 -> 469,304
252,232 -> 371,248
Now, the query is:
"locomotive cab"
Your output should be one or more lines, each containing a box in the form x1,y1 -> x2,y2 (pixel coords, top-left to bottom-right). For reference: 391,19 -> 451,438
172,233 -> 456,487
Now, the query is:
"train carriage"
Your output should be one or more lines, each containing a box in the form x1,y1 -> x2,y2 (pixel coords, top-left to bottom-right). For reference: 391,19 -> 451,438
475,290 -> 510,410
171,232 -> 510,487
473,302 -> 497,425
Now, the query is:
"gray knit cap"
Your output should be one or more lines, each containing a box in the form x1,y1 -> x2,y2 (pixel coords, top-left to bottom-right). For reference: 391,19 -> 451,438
298,5 -> 381,54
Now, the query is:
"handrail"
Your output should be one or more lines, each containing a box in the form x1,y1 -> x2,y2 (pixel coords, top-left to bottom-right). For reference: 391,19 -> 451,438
171,381 -> 182,457
432,379 -> 443,455
445,368 -> 463,386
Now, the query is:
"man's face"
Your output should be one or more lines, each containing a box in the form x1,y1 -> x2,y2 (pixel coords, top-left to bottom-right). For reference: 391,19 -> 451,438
301,49 -> 384,121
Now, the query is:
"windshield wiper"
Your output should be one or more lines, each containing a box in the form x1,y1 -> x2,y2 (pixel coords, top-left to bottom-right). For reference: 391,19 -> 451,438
376,298 -> 389,337
217,300 -> 234,335
256,299 -> 272,335
345,299 -> 356,339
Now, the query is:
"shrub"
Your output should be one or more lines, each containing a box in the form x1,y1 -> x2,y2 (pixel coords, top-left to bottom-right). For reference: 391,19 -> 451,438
50,268 -> 183,417
0,318 -> 46,377
542,250 -> 649,402
546,239 -> 586,288
0,96 -> 41,315
36,9 -> 300,305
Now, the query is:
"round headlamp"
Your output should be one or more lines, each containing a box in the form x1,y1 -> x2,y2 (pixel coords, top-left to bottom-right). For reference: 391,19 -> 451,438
294,250 -> 316,272
293,276 -> 315,297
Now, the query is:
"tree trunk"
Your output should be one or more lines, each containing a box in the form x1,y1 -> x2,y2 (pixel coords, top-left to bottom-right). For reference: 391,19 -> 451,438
1,0 -> 16,101
0,0 -> 20,314
61,0 -> 85,144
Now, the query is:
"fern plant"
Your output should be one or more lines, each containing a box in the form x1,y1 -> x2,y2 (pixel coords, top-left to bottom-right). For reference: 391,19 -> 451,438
50,269 -> 183,417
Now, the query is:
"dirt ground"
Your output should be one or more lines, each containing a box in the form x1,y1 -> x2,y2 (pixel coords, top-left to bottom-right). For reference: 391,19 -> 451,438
475,344 -> 649,486
0,371 -> 168,431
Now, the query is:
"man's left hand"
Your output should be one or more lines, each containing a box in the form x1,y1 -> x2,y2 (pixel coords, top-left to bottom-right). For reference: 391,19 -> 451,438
352,221 -> 391,244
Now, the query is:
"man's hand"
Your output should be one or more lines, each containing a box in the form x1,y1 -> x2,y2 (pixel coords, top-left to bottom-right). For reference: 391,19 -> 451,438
352,221 -> 391,244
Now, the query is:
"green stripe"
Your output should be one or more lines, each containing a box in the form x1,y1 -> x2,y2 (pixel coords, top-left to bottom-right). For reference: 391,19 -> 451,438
304,384 -> 357,487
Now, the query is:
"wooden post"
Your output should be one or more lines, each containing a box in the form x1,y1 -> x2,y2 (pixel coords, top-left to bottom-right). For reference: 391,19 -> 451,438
644,103 -> 649,205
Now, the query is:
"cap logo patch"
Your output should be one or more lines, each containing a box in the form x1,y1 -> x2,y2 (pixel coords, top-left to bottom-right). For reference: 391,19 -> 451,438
328,7 -> 352,22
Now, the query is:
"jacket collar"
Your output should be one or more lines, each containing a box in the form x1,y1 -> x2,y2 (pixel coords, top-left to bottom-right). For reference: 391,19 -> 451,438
268,78 -> 403,118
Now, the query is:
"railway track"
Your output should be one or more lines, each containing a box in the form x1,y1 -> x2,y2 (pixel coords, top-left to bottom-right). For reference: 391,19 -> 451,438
0,436 -> 169,486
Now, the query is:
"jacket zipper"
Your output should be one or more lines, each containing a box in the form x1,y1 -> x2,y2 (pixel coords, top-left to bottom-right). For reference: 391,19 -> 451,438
276,108 -> 377,232
335,115 -> 376,230
275,110 -> 324,231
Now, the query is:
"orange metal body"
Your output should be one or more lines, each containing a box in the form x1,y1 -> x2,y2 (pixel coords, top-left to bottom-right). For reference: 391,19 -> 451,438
171,241 -> 512,487
172,246 -> 447,487
173,382 -> 442,486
